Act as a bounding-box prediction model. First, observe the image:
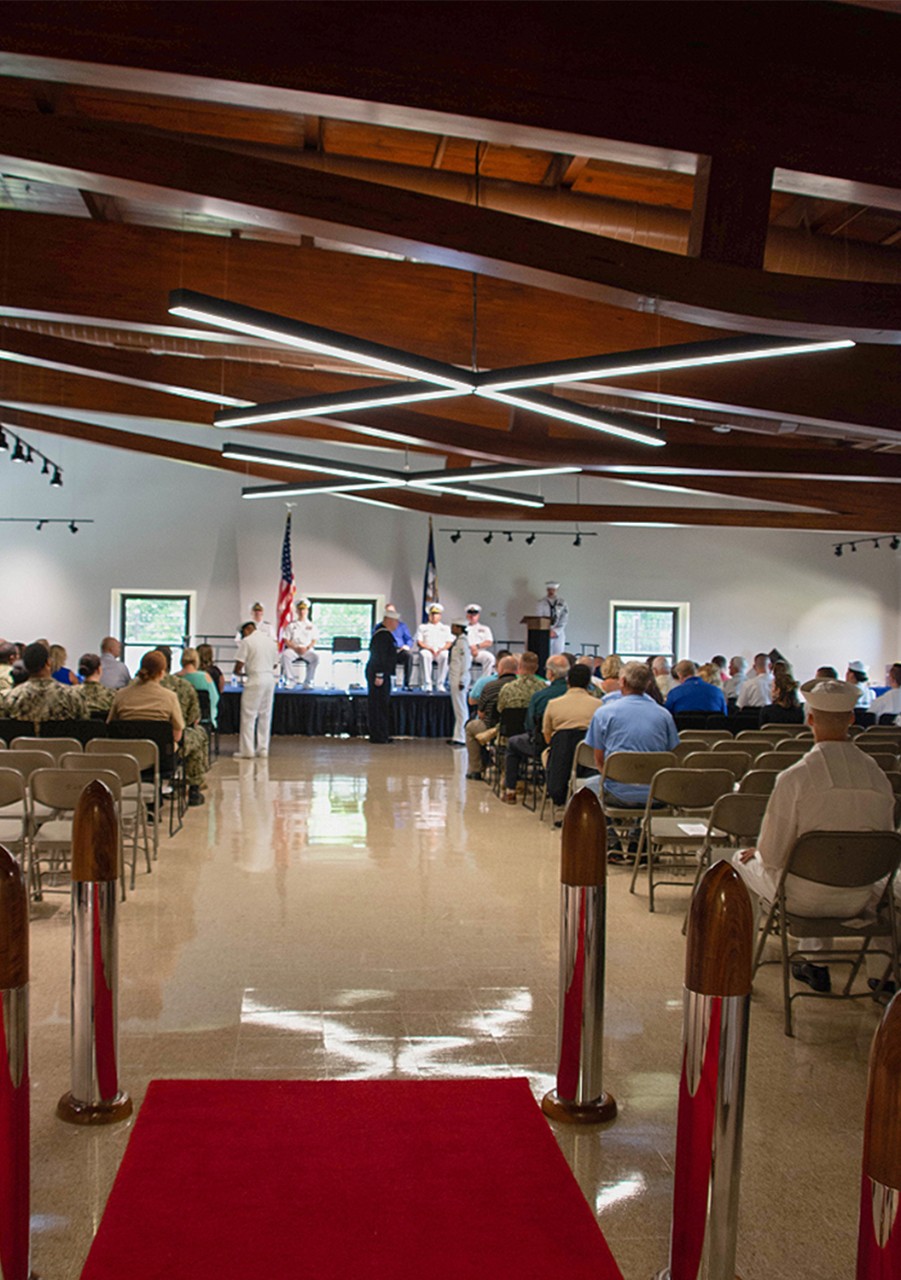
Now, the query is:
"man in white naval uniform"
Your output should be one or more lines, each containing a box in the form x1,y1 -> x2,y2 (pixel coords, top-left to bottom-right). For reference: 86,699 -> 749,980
733,678 -> 895,992
233,622 -> 279,758
415,604 -> 452,692
736,652 -> 772,709
871,664 -> 901,721
447,619 -> 472,746
281,598 -> 319,687
235,602 -> 275,643
536,582 -> 569,656
464,604 -> 496,677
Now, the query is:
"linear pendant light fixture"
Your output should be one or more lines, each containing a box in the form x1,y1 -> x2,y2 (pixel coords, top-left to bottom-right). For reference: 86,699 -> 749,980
171,290 -> 855,444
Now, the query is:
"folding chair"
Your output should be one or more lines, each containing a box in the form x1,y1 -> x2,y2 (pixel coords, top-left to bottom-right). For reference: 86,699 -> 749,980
682,791 -> 770,932
737,768 -> 780,796
683,749 -> 752,780
0,768 -> 29,887
87,736 -> 161,860
632,767 -> 735,911
751,830 -> 901,1036
678,730 -> 726,747
537,728 -> 586,823
753,752 -> 800,773
62,752 -> 151,889
30,767 -> 124,900
600,751 -> 677,855
11,736 -> 82,761
490,705 -> 528,797
106,721 -> 185,835
773,741 -> 812,757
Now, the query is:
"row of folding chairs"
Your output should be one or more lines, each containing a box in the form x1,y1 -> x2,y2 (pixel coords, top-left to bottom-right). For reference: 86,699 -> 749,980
0,738 -> 164,900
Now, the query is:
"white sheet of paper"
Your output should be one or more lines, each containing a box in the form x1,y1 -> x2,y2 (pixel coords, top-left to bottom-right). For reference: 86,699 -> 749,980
677,823 -> 709,836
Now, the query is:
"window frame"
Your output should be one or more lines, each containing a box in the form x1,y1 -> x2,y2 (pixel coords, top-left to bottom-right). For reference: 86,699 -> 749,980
609,600 -> 689,663
112,588 -> 197,674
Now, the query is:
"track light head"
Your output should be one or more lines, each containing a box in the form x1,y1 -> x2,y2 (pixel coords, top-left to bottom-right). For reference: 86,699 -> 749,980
505,532 -> 513,542
834,545 -> 843,557
573,533 -> 582,547
525,532 -> 536,545
851,542 -> 857,552
41,457 -> 49,475
450,530 -> 461,543
24,446 -> 33,463
0,428 -> 7,450
11,438 -> 25,462
35,520 -> 45,532
892,536 -> 900,551
50,467 -> 62,487
68,521 -> 78,534
484,532 -> 493,544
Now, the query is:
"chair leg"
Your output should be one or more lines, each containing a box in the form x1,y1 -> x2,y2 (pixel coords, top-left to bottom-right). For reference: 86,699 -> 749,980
780,915 -> 794,1037
628,821 -> 647,895
751,901 -> 776,974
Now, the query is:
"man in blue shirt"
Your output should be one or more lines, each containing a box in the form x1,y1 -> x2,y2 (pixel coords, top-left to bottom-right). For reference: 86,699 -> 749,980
664,660 -> 728,716
585,661 -> 680,806
376,604 -> 415,688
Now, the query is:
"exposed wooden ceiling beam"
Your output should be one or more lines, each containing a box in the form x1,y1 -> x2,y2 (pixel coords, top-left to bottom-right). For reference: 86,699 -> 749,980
0,111 -> 899,340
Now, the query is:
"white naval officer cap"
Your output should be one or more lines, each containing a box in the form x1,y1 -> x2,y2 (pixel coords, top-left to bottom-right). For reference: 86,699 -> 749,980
428,603 -> 444,613
465,603 -> 481,613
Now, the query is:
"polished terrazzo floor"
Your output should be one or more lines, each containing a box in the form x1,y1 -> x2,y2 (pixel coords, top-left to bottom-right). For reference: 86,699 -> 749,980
25,736 -> 884,1279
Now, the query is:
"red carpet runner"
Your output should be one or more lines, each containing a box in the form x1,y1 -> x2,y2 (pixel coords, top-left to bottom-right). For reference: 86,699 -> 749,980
80,1077 -> 623,1279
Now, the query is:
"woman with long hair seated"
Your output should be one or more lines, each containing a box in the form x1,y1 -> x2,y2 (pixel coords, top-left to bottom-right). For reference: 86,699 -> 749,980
760,666 -> 804,725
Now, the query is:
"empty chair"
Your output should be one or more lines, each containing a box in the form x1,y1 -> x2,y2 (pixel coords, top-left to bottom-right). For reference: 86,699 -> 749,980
737,769 -> 780,797
751,830 -> 901,1036
753,752 -> 800,773
62,752 -> 151,889
682,791 -> 771,931
682,749 -> 752,780
29,767 -> 123,900
671,740 -> 703,763
631,766 -> 735,910
11,736 -> 82,761
538,728 -> 587,822
3,749 -> 57,839
599,750 -> 678,855
771,744 -> 810,760
0,768 -> 28,880
678,730 -> 725,746
106,721 -> 185,836
88,736 -> 161,860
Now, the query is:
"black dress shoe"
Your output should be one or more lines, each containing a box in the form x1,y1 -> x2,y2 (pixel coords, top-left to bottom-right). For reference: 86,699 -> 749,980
791,962 -> 831,993
868,977 -> 897,996
188,786 -> 205,807
465,771 -> 483,781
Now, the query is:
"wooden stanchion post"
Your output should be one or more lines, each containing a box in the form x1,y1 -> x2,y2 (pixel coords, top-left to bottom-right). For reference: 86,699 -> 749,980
856,992 -> 901,1277
0,844 -> 32,1280
655,860 -> 753,1280
542,787 -> 617,1124
57,781 -> 132,1126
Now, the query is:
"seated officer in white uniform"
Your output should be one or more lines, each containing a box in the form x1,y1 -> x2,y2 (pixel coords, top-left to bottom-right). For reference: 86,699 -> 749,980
733,677 -> 895,993
281,597 -> 319,688
415,604 -> 452,692
235,602 -> 275,642
464,604 -> 496,677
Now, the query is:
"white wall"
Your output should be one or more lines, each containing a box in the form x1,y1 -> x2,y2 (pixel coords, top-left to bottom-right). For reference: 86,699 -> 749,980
1,433 -> 899,684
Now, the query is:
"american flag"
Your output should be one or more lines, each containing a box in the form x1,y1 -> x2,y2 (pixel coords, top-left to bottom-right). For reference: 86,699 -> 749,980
276,512 -> 295,651
421,517 -> 438,622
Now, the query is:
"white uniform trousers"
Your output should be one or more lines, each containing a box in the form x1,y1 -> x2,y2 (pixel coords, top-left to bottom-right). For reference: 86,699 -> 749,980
240,675 -> 276,757
281,648 -> 319,687
420,650 -> 449,691
471,651 -> 496,677
450,680 -> 470,744
549,632 -> 566,656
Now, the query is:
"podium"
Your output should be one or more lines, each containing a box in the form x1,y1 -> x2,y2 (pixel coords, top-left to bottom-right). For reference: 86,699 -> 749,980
521,615 -> 551,667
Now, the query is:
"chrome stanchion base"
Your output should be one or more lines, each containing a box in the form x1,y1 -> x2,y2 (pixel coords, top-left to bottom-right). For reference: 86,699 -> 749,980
56,1090 -> 133,1126
651,1269 -> 671,1280
541,1089 -> 617,1125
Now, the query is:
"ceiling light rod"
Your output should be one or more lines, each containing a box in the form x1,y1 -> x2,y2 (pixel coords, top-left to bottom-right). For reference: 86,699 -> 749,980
214,381 -> 460,429
479,388 -> 665,447
169,290 -> 472,390
221,442 -> 401,482
438,527 -> 598,538
477,335 -> 856,392
0,424 -> 64,485
409,463 -> 581,484
404,480 -> 545,508
834,535 -> 899,556
242,480 -> 396,500
0,517 -> 92,528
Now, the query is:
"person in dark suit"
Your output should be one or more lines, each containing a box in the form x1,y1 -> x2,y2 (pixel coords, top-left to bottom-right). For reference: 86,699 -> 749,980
367,608 -> 399,743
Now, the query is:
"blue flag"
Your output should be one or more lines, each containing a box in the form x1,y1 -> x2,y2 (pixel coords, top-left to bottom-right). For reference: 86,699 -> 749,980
421,518 -> 438,622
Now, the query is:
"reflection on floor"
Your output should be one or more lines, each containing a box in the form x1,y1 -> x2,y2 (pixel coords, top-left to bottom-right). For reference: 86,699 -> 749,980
28,738 -> 879,1279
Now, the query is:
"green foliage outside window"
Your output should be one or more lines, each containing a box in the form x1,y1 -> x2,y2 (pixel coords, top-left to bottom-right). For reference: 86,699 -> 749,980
310,599 -> 376,648
613,607 -> 678,662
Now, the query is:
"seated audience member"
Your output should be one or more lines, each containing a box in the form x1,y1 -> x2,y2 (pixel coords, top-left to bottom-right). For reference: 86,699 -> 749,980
733,678 -> 895,992
179,648 -> 220,722
416,604 -> 452,692
760,668 -> 804,724
710,654 -> 728,683
575,654 -> 604,694
698,662 -> 723,686
870,663 -> 901,720
99,636 -> 131,689
815,665 -> 838,680
50,644 -> 78,685
599,654 -> 623,695
109,650 -> 184,739
722,656 -> 747,702
151,645 -> 208,806
469,650 -> 511,710
736,653 -> 772,709
665,660 -> 728,715
1,642 -> 85,720
197,643 -> 225,695
651,655 -> 676,698
500,661 -> 593,803
496,651 -> 546,723
72,653 -> 115,715
0,642 -> 17,692
640,662 -> 666,707
584,660 -> 680,808
846,660 -> 874,708
464,655 -> 519,777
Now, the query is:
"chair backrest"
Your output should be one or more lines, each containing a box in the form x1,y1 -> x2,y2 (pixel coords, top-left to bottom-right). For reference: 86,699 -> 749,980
706,791 -> 769,842
683,749 -> 751,779
546,728 -> 587,805
679,730 -> 724,745
647,767 -> 735,810
30,767 -> 122,811
602,750 -> 677,786
62,752 -> 141,785
772,744 -> 810,759
884,771 -> 901,795
868,753 -> 901,773
756,726 -> 795,739
856,738 -> 901,760
736,731 -> 778,745
332,636 -> 362,654
671,741 -> 701,763
754,752 -> 797,772
86,735 -> 159,775
0,767 -> 25,808
785,830 -> 901,890
38,719 -> 110,745
497,705 -> 528,739
107,721 -> 176,773
737,769 -> 780,796
4,749 -> 56,779
0,740 -> 5,750
196,687 -> 213,722
11,735 -> 83,760
572,741 -> 597,774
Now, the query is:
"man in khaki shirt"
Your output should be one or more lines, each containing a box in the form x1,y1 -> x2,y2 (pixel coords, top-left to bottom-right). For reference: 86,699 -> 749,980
542,664 -> 599,744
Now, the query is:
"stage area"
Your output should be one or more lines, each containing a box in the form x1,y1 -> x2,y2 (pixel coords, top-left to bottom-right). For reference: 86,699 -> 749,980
217,685 -> 453,738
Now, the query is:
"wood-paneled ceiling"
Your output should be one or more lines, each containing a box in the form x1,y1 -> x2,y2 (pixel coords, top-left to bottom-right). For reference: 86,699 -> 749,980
1,1 -> 901,531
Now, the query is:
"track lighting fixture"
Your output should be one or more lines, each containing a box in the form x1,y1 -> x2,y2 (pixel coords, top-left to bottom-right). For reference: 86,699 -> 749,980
484,532 -> 493,544
1,427 -> 64,486
526,533 -> 536,545
450,530 -> 461,543
50,468 -> 63,487
68,521 -> 78,534
573,533 -> 582,547
11,438 -> 25,462
834,546 -> 843,557
35,520 -> 45,531
892,537 -> 900,551
0,428 -> 7,450
834,535 -> 900,557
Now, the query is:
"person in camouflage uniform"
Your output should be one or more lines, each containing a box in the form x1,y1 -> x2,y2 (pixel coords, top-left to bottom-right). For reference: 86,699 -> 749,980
1,642 -> 86,722
496,652 -> 548,724
155,647 -> 209,801
71,653 -> 115,715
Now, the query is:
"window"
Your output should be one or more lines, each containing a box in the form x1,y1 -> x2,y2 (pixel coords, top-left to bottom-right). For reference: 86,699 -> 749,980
610,602 -> 688,663
308,595 -> 381,648
112,590 -> 196,675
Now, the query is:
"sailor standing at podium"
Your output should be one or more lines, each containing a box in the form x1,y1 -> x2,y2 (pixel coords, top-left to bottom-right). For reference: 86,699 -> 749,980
536,582 -> 569,655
